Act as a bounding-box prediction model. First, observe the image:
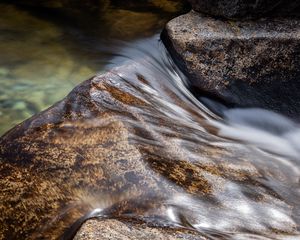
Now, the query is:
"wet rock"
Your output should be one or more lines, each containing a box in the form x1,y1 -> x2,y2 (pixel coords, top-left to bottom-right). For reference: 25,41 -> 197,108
0,63 -> 211,239
187,0 -> 300,19
162,11 -> 300,119
74,219 -> 204,240
1,62 -> 299,239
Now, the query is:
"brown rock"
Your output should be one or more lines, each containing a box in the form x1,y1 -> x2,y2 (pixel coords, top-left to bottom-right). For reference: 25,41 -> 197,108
0,63 -> 214,239
74,219 -> 204,240
162,11 -> 300,118
0,62 -> 299,239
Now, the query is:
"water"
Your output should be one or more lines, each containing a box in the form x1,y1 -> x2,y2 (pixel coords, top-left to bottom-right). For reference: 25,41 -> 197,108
0,2 -> 299,240
0,1 -> 187,135
82,37 -> 300,239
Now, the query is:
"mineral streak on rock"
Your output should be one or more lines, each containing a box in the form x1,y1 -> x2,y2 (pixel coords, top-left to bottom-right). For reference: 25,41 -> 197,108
162,11 -> 300,118
0,62 -> 299,239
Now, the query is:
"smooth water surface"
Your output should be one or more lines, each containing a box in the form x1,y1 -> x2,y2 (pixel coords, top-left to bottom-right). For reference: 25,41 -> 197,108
0,1 -> 187,135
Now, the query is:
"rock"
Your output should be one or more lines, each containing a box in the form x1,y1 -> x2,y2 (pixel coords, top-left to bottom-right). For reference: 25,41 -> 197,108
0,62 -> 299,239
0,63 -> 211,239
187,0 -> 300,19
74,219 -> 204,240
161,11 -> 300,119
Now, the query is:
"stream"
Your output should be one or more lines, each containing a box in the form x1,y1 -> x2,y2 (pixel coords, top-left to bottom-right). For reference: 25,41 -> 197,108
0,1 -> 299,240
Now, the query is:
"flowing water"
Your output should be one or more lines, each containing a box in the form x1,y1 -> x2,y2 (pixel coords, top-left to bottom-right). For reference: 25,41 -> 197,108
74,36 -> 299,239
0,1 -> 300,240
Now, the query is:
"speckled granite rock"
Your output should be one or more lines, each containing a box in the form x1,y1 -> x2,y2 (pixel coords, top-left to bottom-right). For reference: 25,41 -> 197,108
162,11 -> 300,118
74,219 -> 204,240
187,0 -> 300,19
1,61 -> 299,239
0,63 -> 206,239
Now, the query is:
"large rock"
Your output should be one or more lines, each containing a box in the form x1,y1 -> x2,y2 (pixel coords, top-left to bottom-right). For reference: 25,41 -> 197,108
187,0 -> 300,19
162,11 -> 300,119
0,62 -> 299,239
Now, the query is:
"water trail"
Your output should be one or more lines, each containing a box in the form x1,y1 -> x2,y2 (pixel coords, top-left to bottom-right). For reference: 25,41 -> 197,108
97,35 -> 300,239
216,108 -> 300,160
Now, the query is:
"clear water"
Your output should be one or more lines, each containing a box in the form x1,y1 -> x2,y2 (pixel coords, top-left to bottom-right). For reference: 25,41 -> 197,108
0,1 -> 187,135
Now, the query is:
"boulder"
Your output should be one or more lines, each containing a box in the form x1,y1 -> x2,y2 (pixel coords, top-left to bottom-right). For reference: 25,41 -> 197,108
0,62 -> 299,239
187,0 -> 300,19
162,11 -> 300,119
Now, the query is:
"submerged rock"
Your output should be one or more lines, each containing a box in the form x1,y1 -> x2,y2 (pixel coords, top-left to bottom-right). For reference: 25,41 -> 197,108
162,11 -> 300,119
187,0 -> 300,19
0,59 -> 299,239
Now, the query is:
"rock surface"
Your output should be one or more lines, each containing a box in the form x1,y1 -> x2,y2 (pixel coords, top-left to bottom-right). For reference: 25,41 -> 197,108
162,11 -> 300,119
0,62 -> 299,239
187,0 -> 300,19
0,63 -> 215,239
74,219 -> 204,240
